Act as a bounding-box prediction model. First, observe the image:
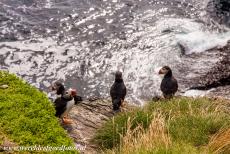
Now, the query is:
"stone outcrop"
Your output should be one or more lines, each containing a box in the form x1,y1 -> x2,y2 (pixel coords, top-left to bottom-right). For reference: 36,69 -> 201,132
62,99 -> 114,154
190,41 -> 230,91
207,0 -> 230,27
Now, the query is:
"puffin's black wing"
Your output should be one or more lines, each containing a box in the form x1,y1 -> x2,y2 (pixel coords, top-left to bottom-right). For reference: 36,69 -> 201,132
74,95 -> 83,104
121,83 -> 126,100
110,81 -> 127,100
54,97 -> 67,117
110,83 -> 116,99
54,95 -> 73,117
160,76 -> 178,96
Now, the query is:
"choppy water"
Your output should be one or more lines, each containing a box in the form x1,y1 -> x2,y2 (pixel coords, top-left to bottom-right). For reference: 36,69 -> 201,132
0,0 -> 229,104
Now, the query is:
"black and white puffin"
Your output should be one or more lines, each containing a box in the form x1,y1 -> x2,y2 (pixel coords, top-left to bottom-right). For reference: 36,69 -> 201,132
110,71 -> 127,111
51,81 -> 82,124
52,81 -> 65,96
159,66 -> 178,98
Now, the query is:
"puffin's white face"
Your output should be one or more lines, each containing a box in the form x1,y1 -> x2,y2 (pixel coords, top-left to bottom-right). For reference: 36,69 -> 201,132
66,88 -> 72,95
158,66 -> 171,77
158,67 -> 166,78
159,67 -> 168,75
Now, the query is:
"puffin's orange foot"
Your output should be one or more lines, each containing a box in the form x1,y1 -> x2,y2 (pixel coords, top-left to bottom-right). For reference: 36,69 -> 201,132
62,117 -> 73,124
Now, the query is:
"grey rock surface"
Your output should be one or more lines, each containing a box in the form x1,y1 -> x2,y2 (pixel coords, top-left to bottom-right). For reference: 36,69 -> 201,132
62,100 -> 114,154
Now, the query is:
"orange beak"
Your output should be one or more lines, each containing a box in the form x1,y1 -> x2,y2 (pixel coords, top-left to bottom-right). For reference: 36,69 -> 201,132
159,69 -> 164,74
71,89 -> 77,96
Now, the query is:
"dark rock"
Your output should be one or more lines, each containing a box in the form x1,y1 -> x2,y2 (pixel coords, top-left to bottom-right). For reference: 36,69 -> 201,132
190,41 -> 230,90
65,100 -> 114,153
207,0 -> 230,27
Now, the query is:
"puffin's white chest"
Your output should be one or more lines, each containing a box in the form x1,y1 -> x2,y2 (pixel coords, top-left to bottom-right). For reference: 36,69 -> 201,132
66,99 -> 75,111
61,99 -> 75,118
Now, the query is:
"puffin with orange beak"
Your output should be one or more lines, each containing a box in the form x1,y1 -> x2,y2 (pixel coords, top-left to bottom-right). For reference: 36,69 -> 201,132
51,81 -> 82,124
110,71 -> 127,112
159,66 -> 178,98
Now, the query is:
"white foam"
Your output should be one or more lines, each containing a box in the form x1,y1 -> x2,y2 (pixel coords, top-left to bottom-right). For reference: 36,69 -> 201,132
45,0 -> 52,8
88,24 -> 95,29
106,19 -> 113,24
176,31 -> 230,54
1,8 -> 229,104
0,47 -> 14,55
97,29 -> 105,33
183,89 -> 213,97
154,18 -> 230,54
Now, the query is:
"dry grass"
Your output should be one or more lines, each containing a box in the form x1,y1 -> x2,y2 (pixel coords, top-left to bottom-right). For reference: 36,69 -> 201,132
0,129 -> 18,153
97,97 -> 230,154
209,128 -> 230,153
107,113 -> 171,154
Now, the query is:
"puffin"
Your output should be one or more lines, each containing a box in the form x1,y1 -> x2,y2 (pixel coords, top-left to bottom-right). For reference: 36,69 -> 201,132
51,81 -> 65,96
51,81 -> 82,124
159,66 -> 178,98
110,71 -> 127,111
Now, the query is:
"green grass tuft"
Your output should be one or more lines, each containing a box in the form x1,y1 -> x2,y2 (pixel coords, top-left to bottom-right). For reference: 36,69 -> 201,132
94,109 -> 152,149
95,97 -> 230,153
0,71 -> 77,153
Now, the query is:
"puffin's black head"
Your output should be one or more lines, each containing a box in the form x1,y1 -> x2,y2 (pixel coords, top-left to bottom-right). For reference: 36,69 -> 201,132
159,66 -> 172,77
115,71 -> 123,80
52,81 -> 65,95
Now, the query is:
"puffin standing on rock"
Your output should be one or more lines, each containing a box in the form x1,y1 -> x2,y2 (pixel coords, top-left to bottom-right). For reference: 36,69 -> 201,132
159,66 -> 178,98
51,81 -> 82,124
110,71 -> 127,112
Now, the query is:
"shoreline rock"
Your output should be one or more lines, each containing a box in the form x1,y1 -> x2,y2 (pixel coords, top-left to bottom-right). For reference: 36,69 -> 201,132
62,99 -> 114,154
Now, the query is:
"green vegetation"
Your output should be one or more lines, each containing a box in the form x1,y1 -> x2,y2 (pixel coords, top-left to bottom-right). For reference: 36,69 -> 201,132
94,109 -> 151,149
0,71 -> 77,153
94,97 -> 230,154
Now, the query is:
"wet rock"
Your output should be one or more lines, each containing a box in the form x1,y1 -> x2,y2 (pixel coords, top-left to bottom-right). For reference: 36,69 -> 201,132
188,41 -> 230,98
207,0 -> 230,27
161,28 -> 174,34
62,99 -> 133,153
0,33 -> 18,42
64,100 -> 114,154
208,85 -> 230,99
0,14 -> 10,22
92,40 -> 106,47
177,42 -> 186,55
62,49 -> 69,56
192,42 -> 229,88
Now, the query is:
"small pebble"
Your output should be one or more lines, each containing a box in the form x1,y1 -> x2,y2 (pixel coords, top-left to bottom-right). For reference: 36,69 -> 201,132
0,85 -> 9,89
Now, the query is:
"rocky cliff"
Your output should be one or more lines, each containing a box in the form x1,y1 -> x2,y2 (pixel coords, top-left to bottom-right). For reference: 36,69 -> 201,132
62,100 -> 114,154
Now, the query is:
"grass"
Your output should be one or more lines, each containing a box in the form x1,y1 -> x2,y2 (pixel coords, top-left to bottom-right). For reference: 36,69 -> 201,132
209,128 -> 230,153
94,109 -> 152,149
94,97 -> 230,154
0,71 -> 77,153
